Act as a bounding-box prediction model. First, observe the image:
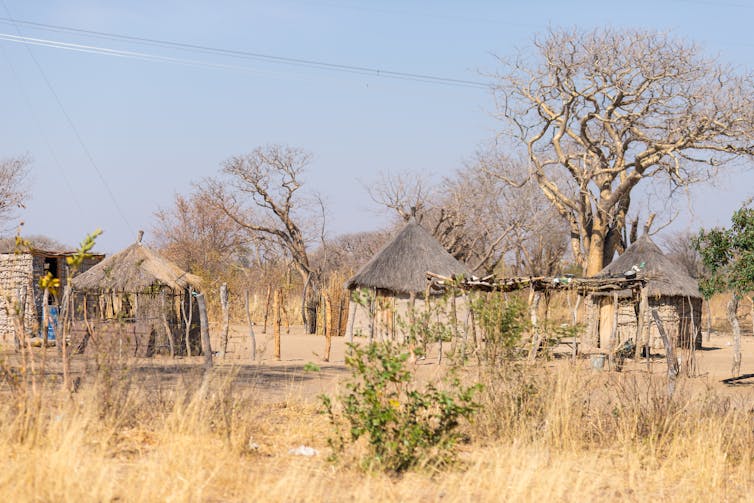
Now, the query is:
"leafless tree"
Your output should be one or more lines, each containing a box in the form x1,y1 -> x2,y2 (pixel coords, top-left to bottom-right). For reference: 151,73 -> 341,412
203,144 -> 323,328
368,151 -> 569,275
152,190 -> 250,284
0,156 -> 30,228
493,27 -> 754,275
663,230 -> 703,279
312,229 -> 391,277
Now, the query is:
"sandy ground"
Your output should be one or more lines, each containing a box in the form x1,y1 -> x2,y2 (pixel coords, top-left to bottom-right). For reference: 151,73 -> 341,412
4,325 -> 754,403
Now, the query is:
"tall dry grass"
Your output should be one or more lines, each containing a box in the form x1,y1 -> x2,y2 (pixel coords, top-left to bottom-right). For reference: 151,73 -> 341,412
0,354 -> 753,502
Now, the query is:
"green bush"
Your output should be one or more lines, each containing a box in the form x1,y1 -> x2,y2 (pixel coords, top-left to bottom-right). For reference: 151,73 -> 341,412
321,341 -> 480,473
469,294 -> 528,364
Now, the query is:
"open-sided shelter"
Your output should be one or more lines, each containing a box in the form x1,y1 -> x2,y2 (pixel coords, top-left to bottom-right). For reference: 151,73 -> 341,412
70,233 -> 202,356
584,234 -> 702,350
345,220 -> 471,341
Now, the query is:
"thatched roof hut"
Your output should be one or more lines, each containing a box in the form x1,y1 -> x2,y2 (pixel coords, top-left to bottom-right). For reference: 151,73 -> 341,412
595,234 -> 700,299
345,220 -> 470,341
71,240 -> 201,294
346,220 -> 471,295
585,234 -> 702,350
71,235 -> 202,357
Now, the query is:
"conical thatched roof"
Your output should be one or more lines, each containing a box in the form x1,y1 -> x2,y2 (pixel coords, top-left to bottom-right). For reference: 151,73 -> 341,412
71,240 -> 202,293
596,234 -> 700,298
345,220 -> 471,295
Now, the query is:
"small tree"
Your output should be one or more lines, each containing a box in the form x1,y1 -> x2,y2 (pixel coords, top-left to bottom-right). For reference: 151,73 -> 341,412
694,206 -> 754,376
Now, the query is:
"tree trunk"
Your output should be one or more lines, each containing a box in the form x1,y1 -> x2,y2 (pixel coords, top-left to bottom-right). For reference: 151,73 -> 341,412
727,294 -> 741,377
585,226 -> 607,276
182,288 -> 194,357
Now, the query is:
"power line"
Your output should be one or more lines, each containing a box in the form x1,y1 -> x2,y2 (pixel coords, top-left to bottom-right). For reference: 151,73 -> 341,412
0,42 -> 86,217
0,5 -> 133,234
0,17 -> 488,89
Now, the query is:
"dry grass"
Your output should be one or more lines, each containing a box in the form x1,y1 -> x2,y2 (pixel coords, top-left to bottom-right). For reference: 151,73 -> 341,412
1,350 -> 753,502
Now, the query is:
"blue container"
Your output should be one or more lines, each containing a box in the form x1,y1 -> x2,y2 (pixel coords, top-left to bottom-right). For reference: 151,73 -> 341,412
45,306 -> 58,341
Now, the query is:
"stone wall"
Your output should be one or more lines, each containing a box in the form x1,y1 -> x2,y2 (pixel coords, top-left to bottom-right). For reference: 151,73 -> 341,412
0,254 -> 37,345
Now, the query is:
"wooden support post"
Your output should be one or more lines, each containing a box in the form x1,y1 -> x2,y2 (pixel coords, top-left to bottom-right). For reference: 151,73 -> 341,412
651,308 -> 679,398
686,296 -> 698,377
528,289 -> 541,361
345,297 -> 356,344
634,287 -> 648,361
368,288 -> 376,344
59,286 -> 72,391
570,292 -> 581,359
220,283 -> 230,358
274,289 -> 282,361
160,291 -> 176,358
245,290 -> 256,362
608,292 -> 619,369
323,292 -> 332,362
196,292 -> 212,369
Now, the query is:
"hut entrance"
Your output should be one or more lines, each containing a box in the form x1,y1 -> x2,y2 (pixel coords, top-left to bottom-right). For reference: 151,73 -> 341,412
43,256 -> 59,282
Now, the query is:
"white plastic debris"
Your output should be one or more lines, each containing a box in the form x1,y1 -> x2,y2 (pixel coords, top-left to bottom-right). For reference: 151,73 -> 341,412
289,445 -> 318,457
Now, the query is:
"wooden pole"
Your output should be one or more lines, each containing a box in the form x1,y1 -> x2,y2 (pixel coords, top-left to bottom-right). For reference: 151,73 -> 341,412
263,284 -> 272,335
687,296 -> 698,376
634,287 -> 648,361
608,292 -> 619,369
368,288 -> 375,344
345,297 -> 356,344
220,283 -> 230,358
59,285 -> 72,392
160,291 -> 176,358
245,289 -> 256,362
323,292 -> 332,362
196,292 -> 212,369
527,289 -> 541,361
572,291 -> 581,359
274,289 -> 282,361
651,308 -> 679,398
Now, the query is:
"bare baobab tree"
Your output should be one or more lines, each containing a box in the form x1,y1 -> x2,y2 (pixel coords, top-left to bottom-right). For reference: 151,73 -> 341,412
493,27 -> 754,275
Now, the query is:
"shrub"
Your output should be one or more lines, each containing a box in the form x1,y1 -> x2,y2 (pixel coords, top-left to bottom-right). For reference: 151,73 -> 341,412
321,342 -> 480,473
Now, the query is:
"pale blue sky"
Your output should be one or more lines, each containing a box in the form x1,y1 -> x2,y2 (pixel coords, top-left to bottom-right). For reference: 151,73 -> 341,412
0,1 -> 752,252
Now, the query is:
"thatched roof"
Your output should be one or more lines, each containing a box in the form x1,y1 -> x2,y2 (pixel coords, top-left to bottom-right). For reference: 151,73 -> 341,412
345,220 -> 471,295
71,240 -> 201,293
596,234 -> 700,299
